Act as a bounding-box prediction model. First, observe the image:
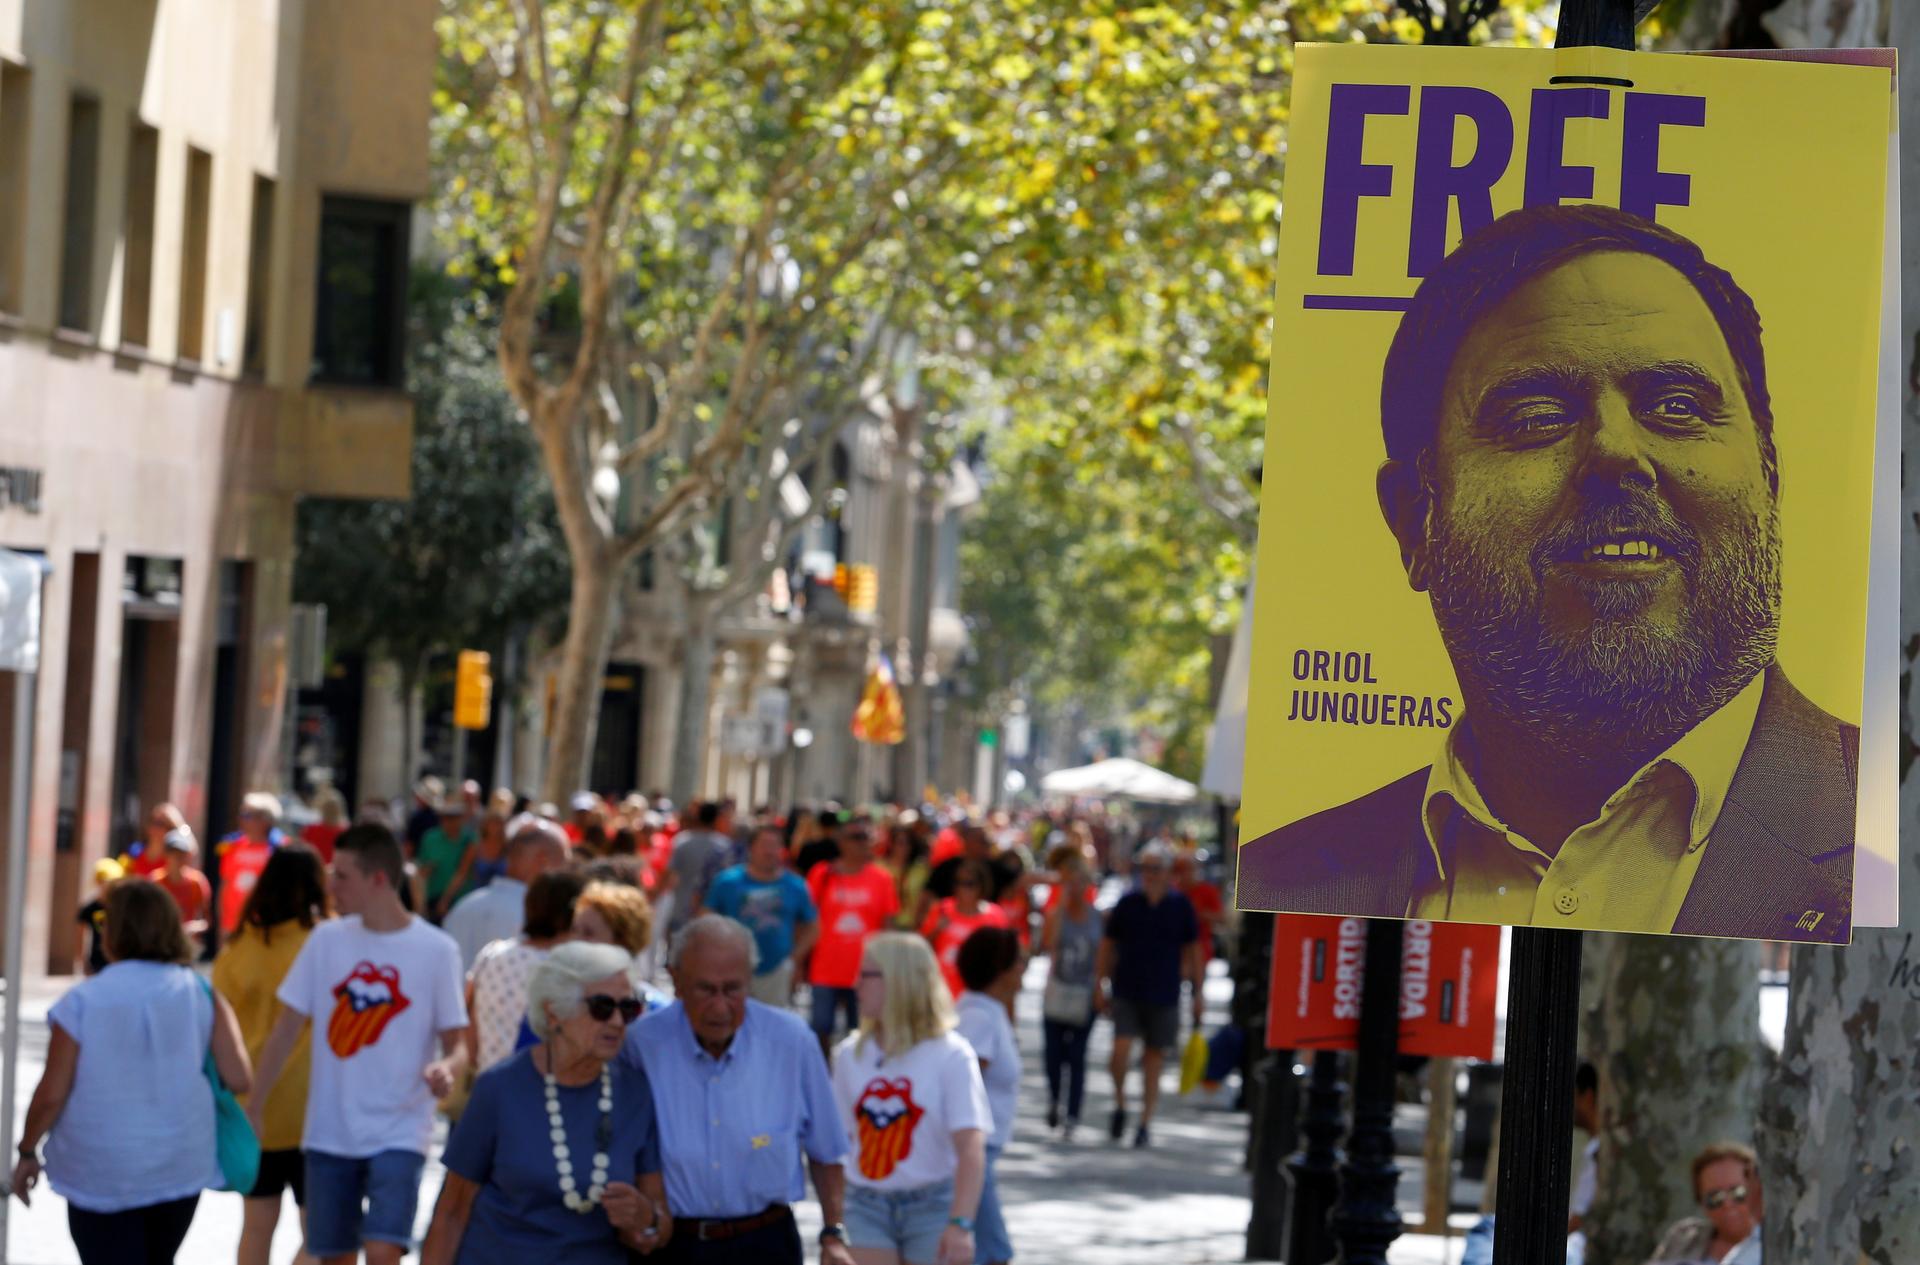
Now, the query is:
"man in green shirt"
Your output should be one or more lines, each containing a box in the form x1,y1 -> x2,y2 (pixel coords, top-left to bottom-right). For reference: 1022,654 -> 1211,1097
415,797 -> 474,920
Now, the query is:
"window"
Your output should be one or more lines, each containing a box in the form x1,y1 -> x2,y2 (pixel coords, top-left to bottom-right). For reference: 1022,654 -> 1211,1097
58,94 -> 101,332
0,62 -> 30,315
311,195 -> 409,387
176,145 -> 211,362
119,120 -> 158,347
242,175 -> 274,375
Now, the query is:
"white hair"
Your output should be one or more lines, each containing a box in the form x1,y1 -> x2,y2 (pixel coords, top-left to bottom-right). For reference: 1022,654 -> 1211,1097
1136,840 -> 1175,867
668,914 -> 760,973
525,941 -> 635,1039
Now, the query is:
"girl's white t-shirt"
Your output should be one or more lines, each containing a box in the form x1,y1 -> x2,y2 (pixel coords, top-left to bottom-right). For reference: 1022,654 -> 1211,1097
953,992 -> 1019,1152
277,914 -> 467,1157
831,1029 -> 991,1191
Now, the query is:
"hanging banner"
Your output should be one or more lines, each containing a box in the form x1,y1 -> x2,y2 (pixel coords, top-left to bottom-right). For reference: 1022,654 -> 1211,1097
1265,915 -> 1500,1060
1234,45 -> 1892,944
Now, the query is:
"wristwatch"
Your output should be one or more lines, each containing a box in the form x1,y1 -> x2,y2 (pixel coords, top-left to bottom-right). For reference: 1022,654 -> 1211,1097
948,1215 -> 976,1232
819,1223 -> 848,1245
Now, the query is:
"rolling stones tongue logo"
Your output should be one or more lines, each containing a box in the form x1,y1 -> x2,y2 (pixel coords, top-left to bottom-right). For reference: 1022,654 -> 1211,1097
854,1077 -> 924,1181
326,962 -> 411,1058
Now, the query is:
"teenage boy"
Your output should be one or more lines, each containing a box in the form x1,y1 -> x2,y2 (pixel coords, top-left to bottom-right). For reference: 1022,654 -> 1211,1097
248,823 -> 467,1265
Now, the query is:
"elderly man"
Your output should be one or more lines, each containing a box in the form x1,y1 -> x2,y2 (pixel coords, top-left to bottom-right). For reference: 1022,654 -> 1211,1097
1097,842 -> 1200,1150
621,915 -> 853,1264
442,816 -> 571,971
1238,204 -> 1855,942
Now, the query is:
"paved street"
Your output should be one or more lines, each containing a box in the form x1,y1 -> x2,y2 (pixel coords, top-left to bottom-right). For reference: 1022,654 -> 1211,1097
5,962 -> 1483,1264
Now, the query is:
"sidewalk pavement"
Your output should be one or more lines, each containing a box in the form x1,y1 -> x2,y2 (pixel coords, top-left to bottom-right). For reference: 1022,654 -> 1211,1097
5,961 -> 1483,1264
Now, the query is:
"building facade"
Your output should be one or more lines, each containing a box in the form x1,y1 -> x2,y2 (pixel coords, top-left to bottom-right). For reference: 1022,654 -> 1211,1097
0,0 -> 432,976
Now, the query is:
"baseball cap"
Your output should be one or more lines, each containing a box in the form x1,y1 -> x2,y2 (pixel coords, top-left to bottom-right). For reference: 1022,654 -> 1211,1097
163,828 -> 196,854
93,857 -> 126,883
569,792 -> 598,813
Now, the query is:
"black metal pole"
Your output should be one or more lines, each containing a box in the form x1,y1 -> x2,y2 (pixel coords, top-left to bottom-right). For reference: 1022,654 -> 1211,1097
1488,5 -> 1633,1258
1490,928 -> 1583,1264
1247,1049 -> 1300,1259
1286,1050 -> 1347,1265
1331,919 -> 1405,1264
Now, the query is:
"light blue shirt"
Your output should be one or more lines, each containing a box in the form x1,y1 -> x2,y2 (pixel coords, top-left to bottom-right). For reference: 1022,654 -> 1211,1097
44,961 -> 222,1212
622,999 -> 849,1218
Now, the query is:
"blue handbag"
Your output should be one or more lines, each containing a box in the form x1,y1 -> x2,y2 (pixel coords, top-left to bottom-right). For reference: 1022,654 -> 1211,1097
198,975 -> 262,1194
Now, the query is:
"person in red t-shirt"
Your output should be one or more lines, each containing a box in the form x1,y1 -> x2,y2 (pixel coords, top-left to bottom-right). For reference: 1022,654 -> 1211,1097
300,786 -> 349,864
804,821 -> 898,1056
1173,850 -> 1226,963
156,829 -> 212,944
929,819 -> 966,868
920,859 -> 1011,998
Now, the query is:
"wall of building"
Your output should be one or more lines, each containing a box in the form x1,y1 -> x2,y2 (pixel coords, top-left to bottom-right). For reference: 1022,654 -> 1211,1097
0,0 -> 431,976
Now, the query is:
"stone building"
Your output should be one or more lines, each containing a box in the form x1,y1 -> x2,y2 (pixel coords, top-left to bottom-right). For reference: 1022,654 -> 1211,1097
0,0 -> 433,975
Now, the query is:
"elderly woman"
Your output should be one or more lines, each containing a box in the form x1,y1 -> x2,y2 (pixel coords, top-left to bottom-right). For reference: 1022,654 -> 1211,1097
422,942 -> 671,1264
10,879 -> 252,1265
832,932 -> 989,1265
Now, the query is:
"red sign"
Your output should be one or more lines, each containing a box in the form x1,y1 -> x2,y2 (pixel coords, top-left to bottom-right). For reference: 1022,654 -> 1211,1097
1266,916 -> 1500,1060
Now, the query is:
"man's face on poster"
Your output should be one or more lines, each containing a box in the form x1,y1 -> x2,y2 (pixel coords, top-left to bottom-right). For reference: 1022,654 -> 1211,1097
1400,251 -> 1782,751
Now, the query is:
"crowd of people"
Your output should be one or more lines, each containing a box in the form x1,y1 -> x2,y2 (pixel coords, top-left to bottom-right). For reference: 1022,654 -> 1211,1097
11,782 -> 1224,1265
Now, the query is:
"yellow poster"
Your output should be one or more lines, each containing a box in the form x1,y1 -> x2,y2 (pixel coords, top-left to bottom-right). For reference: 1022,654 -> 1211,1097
1235,45 -> 1890,944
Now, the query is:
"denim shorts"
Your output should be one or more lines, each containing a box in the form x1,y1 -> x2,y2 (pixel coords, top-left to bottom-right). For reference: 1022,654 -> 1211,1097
975,1143 -> 1013,1262
846,1178 -> 953,1264
303,1148 -> 427,1257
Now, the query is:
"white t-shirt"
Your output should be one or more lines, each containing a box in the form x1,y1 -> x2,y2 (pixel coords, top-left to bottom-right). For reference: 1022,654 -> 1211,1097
276,915 -> 467,1157
831,1029 -> 991,1192
953,992 -> 1019,1152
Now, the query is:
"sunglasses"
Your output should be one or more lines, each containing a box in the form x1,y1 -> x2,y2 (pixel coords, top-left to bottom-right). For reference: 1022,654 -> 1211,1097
583,994 -> 644,1024
1702,1184 -> 1749,1211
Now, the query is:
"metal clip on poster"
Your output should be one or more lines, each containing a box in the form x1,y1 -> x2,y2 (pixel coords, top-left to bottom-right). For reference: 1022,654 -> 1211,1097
1490,9 -> 1645,1263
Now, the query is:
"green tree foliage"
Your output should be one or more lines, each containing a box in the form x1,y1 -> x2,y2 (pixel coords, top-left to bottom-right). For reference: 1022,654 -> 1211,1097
956,0 -> 1553,776
295,272 -> 569,686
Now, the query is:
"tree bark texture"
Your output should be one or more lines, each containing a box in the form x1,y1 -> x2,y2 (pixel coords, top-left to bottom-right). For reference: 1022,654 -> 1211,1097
1758,6 -> 1918,1259
668,595 -> 719,806
541,547 -> 618,802
1583,937 -> 1763,1265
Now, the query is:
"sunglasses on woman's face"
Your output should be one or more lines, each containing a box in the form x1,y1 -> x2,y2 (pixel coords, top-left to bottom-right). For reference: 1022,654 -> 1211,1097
1702,1184 -> 1749,1211
583,994 -> 644,1023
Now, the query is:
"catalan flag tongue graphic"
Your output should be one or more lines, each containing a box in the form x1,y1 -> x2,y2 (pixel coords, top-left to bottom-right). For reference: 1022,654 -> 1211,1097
854,1077 -> 924,1181
326,961 -> 411,1058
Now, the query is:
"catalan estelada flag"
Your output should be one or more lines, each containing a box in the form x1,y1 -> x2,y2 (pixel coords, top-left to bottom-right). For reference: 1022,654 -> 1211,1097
852,654 -> 906,745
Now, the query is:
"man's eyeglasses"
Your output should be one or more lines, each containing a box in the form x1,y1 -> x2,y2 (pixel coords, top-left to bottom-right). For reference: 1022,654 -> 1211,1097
1702,1184 -> 1749,1211
583,994 -> 644,1024
846,833 -> 872,843
858,969 -> 885,982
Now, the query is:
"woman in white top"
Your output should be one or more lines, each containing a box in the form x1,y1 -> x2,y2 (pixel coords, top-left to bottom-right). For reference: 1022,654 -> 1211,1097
466,870 -> 585,1072
9,879 -> 252,1264
952,927 -> 1024,1265
832,932 -> 989,1265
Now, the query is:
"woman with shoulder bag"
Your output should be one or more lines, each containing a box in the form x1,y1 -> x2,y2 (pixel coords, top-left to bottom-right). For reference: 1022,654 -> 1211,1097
1040,846 -> 1101,1140
10,879 -> 253,1265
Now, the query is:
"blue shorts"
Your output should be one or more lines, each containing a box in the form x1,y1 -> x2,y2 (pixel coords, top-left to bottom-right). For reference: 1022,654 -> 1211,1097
303,1148 -> 427,1257
846,1178 -> 953,1264
975,1144 -> 1013,1262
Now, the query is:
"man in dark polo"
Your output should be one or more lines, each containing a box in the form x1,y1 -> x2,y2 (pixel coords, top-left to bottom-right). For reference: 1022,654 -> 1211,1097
618,915 -> 854,1264
1238,204 -> 1854,942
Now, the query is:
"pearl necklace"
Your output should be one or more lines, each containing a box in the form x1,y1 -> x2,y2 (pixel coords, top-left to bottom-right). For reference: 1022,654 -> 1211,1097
542,1055 -> 613,1214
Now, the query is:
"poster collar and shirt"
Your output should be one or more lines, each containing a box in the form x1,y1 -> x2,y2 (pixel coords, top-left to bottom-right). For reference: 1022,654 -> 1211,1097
1234,44 -> 1890,945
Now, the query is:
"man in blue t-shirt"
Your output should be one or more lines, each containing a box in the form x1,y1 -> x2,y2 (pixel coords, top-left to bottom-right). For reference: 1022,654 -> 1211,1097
703,823 -> 818,1006
1096,842 -> 1200,1149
